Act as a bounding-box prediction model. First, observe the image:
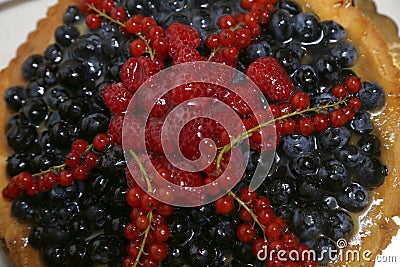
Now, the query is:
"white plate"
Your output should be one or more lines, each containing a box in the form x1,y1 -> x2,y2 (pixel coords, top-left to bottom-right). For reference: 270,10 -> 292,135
0,1 -> 399,266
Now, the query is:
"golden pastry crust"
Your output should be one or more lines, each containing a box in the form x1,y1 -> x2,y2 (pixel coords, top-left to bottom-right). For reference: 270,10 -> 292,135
0,0 -> 399,267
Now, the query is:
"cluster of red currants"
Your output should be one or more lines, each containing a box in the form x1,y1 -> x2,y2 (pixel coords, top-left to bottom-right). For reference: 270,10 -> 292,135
215,187 -> 317,267
1,133 -> 111,200
123,185 -> 175,267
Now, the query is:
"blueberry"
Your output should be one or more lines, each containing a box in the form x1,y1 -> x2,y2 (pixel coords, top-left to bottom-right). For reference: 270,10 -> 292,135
184,238 -> 223,267
167,210 -> 192,245
44,86 -> 71,110
160,0 -> 187,12
162,247 -> 185,267
57,59 -> 88,88
44,43 -> 64,64
102,35 -> 122,57
21,55 -> 44,80
37,64 -> 58,86
313,54 -> 341,82
356,156 -> 387,188
317,127 -> 351,151
6,124 -> 37,152
192,9 -> 214,32
289,152 -> 320,177
58,98 -> 87,123
275,47 -> 301,74
73,34 -> 103,60
322,20 -> 346,43
266,177 -> 297,205
96,146 -> 126,177
207,217 -> 237,248
43,246 -> 70,267
239,40 -> 272,66
6,153 -> 32,176
6,114 -> 27,131
298,177 -> 326,200
31,152 -> 63,173
48,120 -> 79,147
312,236 -> 337,265
268,9 -> 293,41
318,159 -> 350,192
78,113 -> 110,139
47,183 -> 83,203
84,59 -> 105,82
63,5 -> 83,25
331,41 -> 357,67
349,111 -> 374,135
84,205 -> 112,230
291,205 -> 323,241
335,144 -> 365,169
281,134 -> 315,158
293,65 -> 318,92
55,25 -> 80,47
337,182 -> 369,212
66,242 -> 92,267
26,79 -> 47,98
357,82 -> 385,110
29,226 -> 45,248
292,12 -> 322,43
277,0 -> 301,15
4,86 -> 27,111
357,133 -> 381,156
323,210 -> 354,241
126,0 -> 156,16
89,234 -> 124,263
11,197 -> 36,222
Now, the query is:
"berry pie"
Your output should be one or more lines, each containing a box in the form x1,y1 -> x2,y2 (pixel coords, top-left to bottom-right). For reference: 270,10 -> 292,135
0,0 -> 399,266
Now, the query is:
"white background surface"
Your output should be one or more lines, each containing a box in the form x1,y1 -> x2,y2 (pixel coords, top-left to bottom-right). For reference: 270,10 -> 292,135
0,0 -> 399,266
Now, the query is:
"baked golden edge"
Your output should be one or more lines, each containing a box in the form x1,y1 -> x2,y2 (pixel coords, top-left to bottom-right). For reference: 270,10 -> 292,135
0,0 -> 399,267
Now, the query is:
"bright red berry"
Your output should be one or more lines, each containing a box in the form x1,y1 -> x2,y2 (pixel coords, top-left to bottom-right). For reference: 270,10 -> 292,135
236,223 -> 256,243
348,96 -> 362,109
313,113 -> 329,132
214,194 -> 235,214
345,76 -> 362,94
235,28 -> 252,48
297,116 -> 315,136
290,91 -> 310,110
218,29 -> 236,46
130,39 -> 147,57
93,133 -> 112,152
330,109 -> 347,127
206,33 -> 219,49
110,6 -> 127,21
86,13 -> 102,30
71,139 -> 87,154
332,84 -> 347,98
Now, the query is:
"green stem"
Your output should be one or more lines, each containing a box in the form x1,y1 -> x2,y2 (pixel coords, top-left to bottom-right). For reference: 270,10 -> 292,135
129,150 -> 153,193
132,211 -> 154,267
33,144 -> 93,177
215,98 -> 347,173
229,191 -> 265,235
86,4 -> 155,60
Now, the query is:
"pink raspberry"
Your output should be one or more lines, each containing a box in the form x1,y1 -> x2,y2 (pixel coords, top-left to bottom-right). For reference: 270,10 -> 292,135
172,47 -> 206,65
165,23 -> 201,57
101,82 -> 133,115
246,56 -> 294,102
107,115 -> 124,146
120,56 -> 164,93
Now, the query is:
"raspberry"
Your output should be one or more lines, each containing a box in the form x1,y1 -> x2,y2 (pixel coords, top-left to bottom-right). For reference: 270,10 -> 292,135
108,115 -> 124,146
169,82 -> 207,105
120,56 -> 164,93
169,168 -> 204,187
246,56 -> 294,102
165,23 -> 201,57
101,82 -> 133,115
172,47 -> 206,65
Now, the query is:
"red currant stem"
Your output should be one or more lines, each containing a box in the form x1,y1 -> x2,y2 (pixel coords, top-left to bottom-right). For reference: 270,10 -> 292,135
86,4 -> 155,60
228,191 -> 266,235
33,144 -> 93,177
129,150 -> 153,192
132,210 -> 154,267
215,98 -> 348,173
207,47 -> 219,61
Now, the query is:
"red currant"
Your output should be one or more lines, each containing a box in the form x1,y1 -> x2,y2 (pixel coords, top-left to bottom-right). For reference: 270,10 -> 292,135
345,76 -> 362,93
290,91 -> 310,110
214,194 -> 234,214
236,223 -> 256,243
86,13 -> 102,30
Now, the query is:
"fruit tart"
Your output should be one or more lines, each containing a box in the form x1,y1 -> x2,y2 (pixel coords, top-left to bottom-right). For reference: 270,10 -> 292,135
0,0 -> 399,267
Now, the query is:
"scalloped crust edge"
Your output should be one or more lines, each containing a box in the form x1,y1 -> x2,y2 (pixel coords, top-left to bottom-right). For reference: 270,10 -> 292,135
0,0 -> 399,267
